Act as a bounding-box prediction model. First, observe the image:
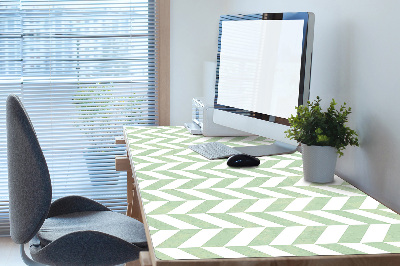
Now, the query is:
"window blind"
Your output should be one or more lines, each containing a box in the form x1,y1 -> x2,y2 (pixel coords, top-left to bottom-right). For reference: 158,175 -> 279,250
0,0 -> 159,236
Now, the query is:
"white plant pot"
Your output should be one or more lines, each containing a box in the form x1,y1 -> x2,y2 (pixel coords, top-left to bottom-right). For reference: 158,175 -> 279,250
301,144 -> 338,183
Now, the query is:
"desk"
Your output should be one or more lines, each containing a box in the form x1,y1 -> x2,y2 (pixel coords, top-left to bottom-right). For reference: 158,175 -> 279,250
120,126 -> 400,266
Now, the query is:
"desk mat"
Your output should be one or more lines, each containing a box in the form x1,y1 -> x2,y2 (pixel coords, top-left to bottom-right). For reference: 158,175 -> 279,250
125,126 -> 400,260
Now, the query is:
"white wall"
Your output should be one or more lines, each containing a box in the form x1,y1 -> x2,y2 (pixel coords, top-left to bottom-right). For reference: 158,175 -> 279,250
170,0 -> 400,212
170,0 -> 227,125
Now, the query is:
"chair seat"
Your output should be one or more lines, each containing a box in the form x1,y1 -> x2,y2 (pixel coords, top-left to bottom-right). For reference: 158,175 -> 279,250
37,211 -> 147,248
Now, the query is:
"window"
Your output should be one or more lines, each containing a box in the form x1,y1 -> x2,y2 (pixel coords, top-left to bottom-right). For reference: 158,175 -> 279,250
0,0 -> 169,236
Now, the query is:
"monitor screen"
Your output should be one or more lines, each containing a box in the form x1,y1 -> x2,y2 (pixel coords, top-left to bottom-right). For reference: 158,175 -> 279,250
217,19 -> 304,119
213,13 -> 314,155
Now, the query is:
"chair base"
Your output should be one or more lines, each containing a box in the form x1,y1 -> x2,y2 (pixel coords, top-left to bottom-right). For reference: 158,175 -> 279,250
20,244 -> 45,266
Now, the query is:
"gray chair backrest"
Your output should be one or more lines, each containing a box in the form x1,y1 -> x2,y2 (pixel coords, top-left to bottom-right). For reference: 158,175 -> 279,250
7,94 -> 52,244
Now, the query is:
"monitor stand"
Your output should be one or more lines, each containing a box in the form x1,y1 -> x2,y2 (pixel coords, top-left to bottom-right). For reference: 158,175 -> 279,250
233,141 -> 298,157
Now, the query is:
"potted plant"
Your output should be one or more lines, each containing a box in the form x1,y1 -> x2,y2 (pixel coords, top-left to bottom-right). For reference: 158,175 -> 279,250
73,84 -> 132,186
285,96 -> 359,183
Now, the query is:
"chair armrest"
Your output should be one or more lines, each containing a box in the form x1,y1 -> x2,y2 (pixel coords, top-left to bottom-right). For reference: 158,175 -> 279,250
47,196 -> 110,218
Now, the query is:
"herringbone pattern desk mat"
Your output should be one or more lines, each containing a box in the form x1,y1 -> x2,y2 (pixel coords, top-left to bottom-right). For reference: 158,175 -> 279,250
125,126 -> 400,260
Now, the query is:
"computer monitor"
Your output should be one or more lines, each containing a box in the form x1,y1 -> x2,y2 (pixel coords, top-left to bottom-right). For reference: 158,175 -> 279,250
213,12 -> 315,156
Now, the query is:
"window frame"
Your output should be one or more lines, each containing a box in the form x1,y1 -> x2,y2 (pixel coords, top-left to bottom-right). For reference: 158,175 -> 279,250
156,0 -> 170,126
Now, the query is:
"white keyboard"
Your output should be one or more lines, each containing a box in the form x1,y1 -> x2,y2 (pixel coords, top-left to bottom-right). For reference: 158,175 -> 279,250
189,142 -> 243,160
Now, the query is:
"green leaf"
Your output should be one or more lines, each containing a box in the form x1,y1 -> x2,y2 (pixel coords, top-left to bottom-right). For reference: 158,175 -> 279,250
285,97 -> 359,157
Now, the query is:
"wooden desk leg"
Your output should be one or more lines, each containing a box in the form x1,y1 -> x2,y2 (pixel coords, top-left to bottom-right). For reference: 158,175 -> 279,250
128,169 -> 143,222
124,173 -> 147,266
125,175 -> 149,266
124,259 -> 140,266
115,155 -> 142,222
124,252 -> 151,266
139,252 -> 152,266
117,138 -> 147,266
126,169 -> 134,218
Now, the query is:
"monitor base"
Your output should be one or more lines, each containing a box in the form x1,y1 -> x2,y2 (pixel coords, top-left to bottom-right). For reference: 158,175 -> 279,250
233,141 -> 298,157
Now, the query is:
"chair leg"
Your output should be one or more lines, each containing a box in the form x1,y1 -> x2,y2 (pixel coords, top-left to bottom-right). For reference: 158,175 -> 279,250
20,244 -> 45,266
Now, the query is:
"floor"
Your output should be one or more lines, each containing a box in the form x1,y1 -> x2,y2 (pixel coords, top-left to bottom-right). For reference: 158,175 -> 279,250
0,237 -> 25,266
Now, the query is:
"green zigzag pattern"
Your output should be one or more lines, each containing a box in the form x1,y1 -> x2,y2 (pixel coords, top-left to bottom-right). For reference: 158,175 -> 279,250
125,126 -> 400,260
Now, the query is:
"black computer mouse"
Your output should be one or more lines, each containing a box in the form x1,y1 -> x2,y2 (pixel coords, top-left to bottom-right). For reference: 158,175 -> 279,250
227,154 -> 260,167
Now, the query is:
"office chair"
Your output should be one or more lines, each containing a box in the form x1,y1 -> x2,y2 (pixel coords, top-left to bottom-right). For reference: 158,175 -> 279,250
6,94 -> 148,265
